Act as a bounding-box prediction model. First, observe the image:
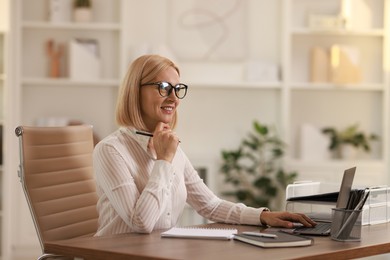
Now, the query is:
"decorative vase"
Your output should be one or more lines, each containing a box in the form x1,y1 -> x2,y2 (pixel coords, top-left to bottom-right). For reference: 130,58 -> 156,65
73,7 -> 92,23
339,144 -> 358,160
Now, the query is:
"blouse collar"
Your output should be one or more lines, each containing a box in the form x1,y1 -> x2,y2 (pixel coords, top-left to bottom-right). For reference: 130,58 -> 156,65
124,127 -> 157,160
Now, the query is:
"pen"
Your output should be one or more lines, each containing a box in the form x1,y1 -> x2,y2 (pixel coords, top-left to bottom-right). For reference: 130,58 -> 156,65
242,231 -> 277,238
135,131 -> 153,137
135,131 -> 181,143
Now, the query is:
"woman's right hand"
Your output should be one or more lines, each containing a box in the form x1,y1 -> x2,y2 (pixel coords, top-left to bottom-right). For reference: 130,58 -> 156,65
260,211 -> 316,228
152,122 -> 180,163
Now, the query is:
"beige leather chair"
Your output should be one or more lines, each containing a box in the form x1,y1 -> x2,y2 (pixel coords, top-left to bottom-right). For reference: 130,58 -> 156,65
15,125 -> 99,260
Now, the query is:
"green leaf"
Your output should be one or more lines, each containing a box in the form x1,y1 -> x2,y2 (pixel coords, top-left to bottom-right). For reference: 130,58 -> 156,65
254,121 -> 268,135
265,186 -> 277,197
253,176 -> 271,188
236,190 -> 252,201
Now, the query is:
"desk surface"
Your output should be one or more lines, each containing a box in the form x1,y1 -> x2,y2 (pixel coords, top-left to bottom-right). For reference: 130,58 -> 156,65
45,222 -> 390,260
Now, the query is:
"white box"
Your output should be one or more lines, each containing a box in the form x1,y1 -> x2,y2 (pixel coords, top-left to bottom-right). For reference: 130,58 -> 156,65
49,0 -> 72,23
300,124 -> 331,161
308,14 -> 344,30
68,39 -> 101,80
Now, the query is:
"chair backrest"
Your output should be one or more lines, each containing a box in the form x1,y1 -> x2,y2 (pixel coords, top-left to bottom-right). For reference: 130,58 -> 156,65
15,125 -> 99,252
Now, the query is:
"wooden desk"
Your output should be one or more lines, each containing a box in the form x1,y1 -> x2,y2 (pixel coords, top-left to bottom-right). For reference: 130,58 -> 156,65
45,223 -> 390,260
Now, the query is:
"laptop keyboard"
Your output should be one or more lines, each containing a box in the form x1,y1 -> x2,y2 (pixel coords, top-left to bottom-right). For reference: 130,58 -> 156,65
294,223 -> 331,236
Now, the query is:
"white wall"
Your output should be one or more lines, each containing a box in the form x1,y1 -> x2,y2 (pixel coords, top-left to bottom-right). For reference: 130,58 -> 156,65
122,0 -> 283,193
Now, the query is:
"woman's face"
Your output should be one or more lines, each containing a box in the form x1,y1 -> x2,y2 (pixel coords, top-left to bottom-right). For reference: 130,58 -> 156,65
140,66 -> 180,132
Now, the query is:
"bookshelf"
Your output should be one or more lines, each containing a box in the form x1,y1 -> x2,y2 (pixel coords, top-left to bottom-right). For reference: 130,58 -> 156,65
282,0 -> 389,186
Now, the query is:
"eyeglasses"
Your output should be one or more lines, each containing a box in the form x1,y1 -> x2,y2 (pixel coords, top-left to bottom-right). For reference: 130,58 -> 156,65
141,81 -> 188,99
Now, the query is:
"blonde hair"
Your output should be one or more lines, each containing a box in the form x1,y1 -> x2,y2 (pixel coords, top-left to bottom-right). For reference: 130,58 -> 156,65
116,54 -> 180,131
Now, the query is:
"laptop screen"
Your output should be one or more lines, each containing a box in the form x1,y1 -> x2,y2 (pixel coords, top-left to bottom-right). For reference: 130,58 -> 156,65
336,167 -> 356,208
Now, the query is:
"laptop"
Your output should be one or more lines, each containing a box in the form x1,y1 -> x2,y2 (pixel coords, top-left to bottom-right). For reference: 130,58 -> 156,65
291,167 -> 356,236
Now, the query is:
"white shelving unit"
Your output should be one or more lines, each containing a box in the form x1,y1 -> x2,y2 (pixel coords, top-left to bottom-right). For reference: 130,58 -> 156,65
19,0 -> 123,139
7,0 -> 124,259
0,34 -> 4,82
282,0 -> 389,186
5,0 -> 390,258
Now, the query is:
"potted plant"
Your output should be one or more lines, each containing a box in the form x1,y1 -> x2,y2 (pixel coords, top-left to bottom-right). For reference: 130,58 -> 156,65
322,124 -> 379,159
73,0 -> 92,23
220,121 -> 298,210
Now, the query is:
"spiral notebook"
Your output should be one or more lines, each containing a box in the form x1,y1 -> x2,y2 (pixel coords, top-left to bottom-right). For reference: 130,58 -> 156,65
161,227 -> 238,240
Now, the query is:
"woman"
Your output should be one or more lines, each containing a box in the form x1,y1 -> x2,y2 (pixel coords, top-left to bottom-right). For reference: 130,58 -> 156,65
93,54 -> 315,236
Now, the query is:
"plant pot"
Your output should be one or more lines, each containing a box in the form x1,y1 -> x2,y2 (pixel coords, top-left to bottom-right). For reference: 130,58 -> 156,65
339,144 -> 358,160
73,7 -> 92,23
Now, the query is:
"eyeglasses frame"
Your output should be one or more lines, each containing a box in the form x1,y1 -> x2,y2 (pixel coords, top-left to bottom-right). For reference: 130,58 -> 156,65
140,81 -> 188,99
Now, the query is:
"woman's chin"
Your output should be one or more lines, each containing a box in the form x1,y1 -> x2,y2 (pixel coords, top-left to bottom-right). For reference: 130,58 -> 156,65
159,115 -> 174,124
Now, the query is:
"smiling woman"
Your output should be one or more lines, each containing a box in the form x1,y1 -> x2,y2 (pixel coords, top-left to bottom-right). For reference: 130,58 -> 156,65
92,54 -> 316,237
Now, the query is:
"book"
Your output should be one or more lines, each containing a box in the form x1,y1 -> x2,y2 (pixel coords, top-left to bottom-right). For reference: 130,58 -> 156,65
233,231 -> 313,248
161,227 -> 238,240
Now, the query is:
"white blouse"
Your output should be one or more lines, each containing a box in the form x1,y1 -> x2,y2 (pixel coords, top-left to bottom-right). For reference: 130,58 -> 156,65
93,127 -> 267,236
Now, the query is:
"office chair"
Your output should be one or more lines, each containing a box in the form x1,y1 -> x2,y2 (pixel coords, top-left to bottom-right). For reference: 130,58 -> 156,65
15,125 -> 99,260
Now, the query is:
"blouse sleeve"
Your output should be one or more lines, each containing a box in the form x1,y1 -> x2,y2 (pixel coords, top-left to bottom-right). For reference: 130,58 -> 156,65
93,141 -> 175,233
183,154 -> 267,226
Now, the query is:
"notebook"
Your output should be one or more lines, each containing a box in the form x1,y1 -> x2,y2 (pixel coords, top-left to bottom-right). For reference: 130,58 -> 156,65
234,231 -> 313,248
161,227 -> 238,240
291,167 -> 356,236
